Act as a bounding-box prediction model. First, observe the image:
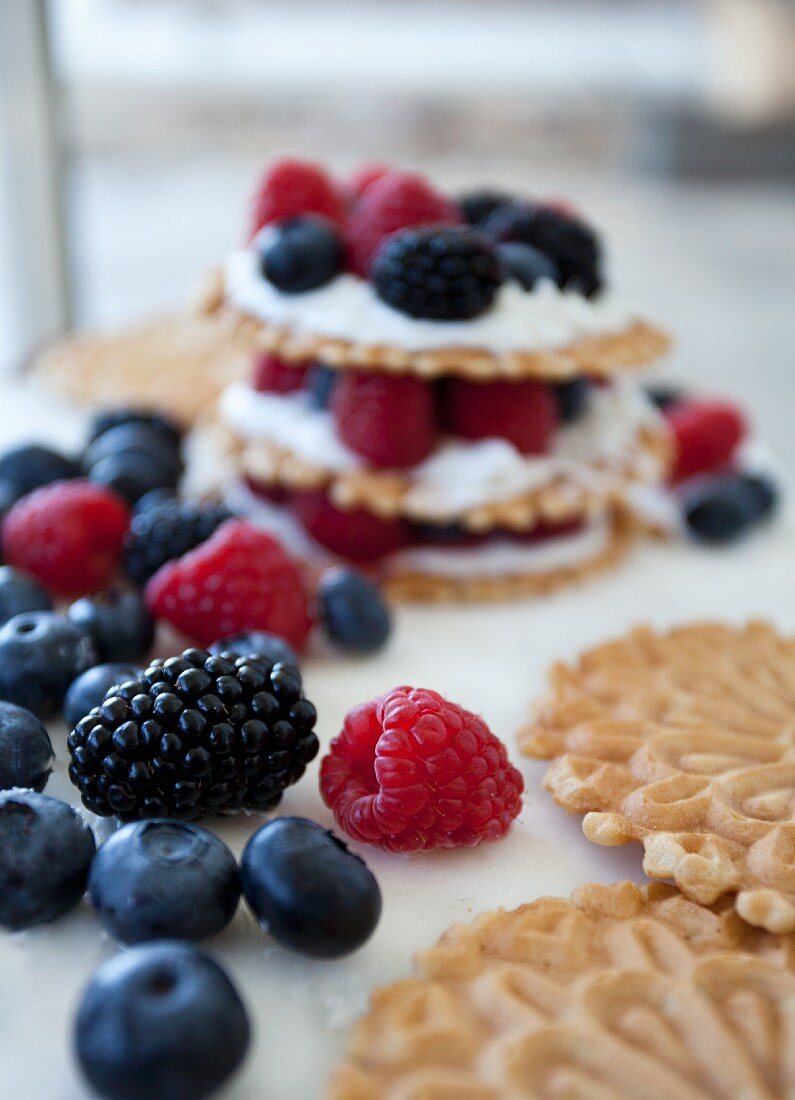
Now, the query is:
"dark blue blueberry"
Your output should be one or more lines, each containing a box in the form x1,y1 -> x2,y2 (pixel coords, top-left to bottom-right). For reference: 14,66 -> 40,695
74,942 -> 250,1100
0,443 -> 80,498
416,521 -> 469,544
89,450 -> 179,504
683,474 -> 764,544
0,611 -> 98,716
88,408 -> 183,450
743,472 -> 780,518
0,791 -> 95,929
208,630 -> 299,669
241,816 -> 381,958
645,383 -> 686,412
259,215 -> 344,294
459,189 -> 514,226
134,487 -> 177,514
497,241 -> 560,290
0,701 -> 54,792
64,663 -> 142,728
83,423 -> 182,482
554,378 -> 590,424
307,363 -> 337,409
0,565 -> 52,626
318,567 -> 391,655
0,479 -> 17,525
89,820 -> 240,944
68,589 -> 154,663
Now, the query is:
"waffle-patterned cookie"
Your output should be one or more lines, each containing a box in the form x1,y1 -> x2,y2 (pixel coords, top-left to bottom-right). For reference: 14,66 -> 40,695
32,313 -> 247,424
520,622 -> 795,933
330,880 -> 795,1099
200,267 -> 671,383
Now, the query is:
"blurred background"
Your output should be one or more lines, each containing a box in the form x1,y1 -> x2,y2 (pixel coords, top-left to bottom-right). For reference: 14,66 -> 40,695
1,0 -> 793,458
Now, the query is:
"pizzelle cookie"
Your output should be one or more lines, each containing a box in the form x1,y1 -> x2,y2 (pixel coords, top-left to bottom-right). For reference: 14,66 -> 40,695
330,880 -> 795,1099
519,622 -> 795,933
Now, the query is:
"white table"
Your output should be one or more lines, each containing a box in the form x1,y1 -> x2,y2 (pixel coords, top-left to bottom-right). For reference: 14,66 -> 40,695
0,378 -> 793,1098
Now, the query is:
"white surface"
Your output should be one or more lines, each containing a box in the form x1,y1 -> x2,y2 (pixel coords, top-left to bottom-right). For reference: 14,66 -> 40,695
0,378 -> 794,1100
226,252 -> 640,352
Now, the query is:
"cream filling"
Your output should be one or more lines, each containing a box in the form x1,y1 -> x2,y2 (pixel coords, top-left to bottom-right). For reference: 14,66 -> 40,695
386,517 -> 612,578
224,248 -> 641,353
219,378 -> 665,518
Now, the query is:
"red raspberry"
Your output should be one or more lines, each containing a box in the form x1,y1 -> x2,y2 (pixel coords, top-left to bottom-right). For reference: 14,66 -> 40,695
293,490 -> 411,562
346,171 -> 461,275
250,158 -> 347,238
347,162 -> 392,201
331,371 -> 437,468
1,480 -> 130,596
666,399 -> 747,484
252,353 -> 309,394
320,686 -> 524,852
444,379 -> 558,455
145,519 -> 313,651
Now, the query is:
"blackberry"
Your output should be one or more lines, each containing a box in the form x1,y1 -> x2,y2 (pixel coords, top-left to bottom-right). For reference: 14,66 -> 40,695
458,189 -> 513,226
484,202 -> 603,297
67,647 -> 319,821
124,499 -> 233,585
88,408 -> 182,449
371,226 -> 502,321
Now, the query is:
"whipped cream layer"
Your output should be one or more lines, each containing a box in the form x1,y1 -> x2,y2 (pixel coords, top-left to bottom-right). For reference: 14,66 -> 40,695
225,248 -> 639,353
219,378 -> 665,518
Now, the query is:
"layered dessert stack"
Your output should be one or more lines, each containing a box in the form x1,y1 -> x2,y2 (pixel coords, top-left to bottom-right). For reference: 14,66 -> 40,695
202,159 -> 672,599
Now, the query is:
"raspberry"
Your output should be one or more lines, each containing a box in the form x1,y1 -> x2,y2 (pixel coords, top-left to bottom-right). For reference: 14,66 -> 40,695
347,162 -> 392,200
331,371 -> 437,468
444,379 -> 558,455
250,158 -> 347,238
372,226 -> 502,322
145,519 -> 313,651
1,481 -> 130,596
252,353 -> 309,394
485,201 -> 602,297
68,648 -> 318,820
665,399 -> 747,484
346,171 -> 460,275
293,491 -> 411,562
320,686 -> 524,852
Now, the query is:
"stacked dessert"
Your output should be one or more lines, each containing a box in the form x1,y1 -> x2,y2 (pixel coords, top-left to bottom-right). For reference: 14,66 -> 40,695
202,159 -> 672,599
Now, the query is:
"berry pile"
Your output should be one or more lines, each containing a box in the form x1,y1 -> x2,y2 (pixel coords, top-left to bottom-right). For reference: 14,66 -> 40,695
320,686 -> 524,852
249,157 -> 607,320
124,498 -> 234,585
67,647 -> 319,820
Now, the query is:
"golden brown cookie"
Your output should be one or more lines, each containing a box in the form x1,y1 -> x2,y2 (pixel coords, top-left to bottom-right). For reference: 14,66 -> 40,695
330,880 -> 795,1099
199,267 -> 671,383
519,622 -> 795,933
31,313 -> 247,425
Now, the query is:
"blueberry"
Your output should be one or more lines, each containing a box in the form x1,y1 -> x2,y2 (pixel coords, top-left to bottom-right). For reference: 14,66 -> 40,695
683,474 -> 763,543
0,791 -> 95,929
459,189 -> 514,226
497,241 -> 560,290
0,701 -> 54,791
0,479 -> 17,524
744,472 -> 780,518
259,215 -> 344,294
74,942 -> 250,1100
208,630 -> 299,669
64,663 -> 142,728
0,443 -> 80,498
318,567 -> 391,655
68,589 -> 154,663
554,378 -> 590,424
134,487 -> 177,514
89,408 -> 183,450
0,611 -> 98,716
83,423 -> 183,482
241,816 -> 381,958
645,383 -> 686,412
88,450 -> 179,504
0,565 -> 52,626
89,820 -> 240,944
307,363 -> 337,409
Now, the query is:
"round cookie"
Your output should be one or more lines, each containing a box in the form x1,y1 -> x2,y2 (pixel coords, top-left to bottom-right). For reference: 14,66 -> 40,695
330,880 -> 795,1098
519,622 -> 795,933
